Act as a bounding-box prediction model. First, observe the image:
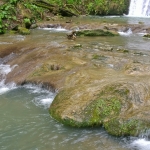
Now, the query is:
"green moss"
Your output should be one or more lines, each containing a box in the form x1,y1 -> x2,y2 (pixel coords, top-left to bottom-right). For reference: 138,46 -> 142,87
143,34 -> 150,38
31,63 -> 62,77
18,27 -> 30,35
76,29 -> 119,37
117,49 -> 129,53
49,83 -> 150,136
104,118 -> 147,136
83,97 -> 121,126
92,54 -> 107,60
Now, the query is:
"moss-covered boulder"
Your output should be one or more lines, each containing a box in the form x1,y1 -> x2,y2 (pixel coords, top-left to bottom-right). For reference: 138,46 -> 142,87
76,29 -> 119,36
18,27 -> 30,35
50,82 -> 150,136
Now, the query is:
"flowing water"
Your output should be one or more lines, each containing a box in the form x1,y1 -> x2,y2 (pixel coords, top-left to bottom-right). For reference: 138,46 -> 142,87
1,16 -> 150,150
128,0 -> 150,17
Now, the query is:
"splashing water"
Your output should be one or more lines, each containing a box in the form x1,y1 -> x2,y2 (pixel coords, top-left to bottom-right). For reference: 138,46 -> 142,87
118,28 -> 132,36
0,64 -> 17,95
130,139 -> 150,150
23,83 -> 56,109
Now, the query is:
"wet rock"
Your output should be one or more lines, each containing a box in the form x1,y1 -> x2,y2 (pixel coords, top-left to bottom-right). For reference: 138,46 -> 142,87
122,27 -> 130,32
47,24 -> 60,28
11,25 -> 19,31
72,44 -> 82,48
143,34 -> 150,38
50,82 -> 150,136
125,63 -> 150,75
103,26 -> 109,30
133,52 -> 145,56
117,49 -> 129,53
18,27 -> 30,35
138,21 -> 144,25
30,24 -> 38,29
92,54 -> 107,60
67,31 -> 76,40
38,24 -> 61,28
76,29 -> 119,36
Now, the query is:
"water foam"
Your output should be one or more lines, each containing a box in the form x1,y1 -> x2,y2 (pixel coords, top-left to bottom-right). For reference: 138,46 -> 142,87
130,139 -> 150,150
0,81 -> 16,95
23,84 -> 55,109
0,64 -> 17,95
118,28 -> 132,36
33,97 -> 54,109
0,64 -> 12,75
0,63 -> 55,107
0,42 -> 13,45
39,26 -> 67,32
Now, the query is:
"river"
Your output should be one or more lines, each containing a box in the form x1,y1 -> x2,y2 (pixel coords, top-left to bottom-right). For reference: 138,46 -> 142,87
0,16 -> 150,150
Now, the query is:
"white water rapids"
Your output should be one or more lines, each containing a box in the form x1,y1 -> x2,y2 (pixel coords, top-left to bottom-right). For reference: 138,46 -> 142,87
128,0 -> 150,17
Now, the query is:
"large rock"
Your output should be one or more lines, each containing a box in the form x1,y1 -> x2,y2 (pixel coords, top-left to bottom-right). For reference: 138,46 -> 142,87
76,29 -> 119,36
50,71 -> 150,136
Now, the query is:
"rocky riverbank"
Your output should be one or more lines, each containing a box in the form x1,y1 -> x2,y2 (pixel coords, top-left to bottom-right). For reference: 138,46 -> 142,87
1,16 -> 150,137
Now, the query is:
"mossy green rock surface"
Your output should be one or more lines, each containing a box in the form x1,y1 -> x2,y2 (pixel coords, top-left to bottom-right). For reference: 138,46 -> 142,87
143,34 -> 150,38
50,82 -> 150,136
76,29 -> 119,36
18,27 -> 30,35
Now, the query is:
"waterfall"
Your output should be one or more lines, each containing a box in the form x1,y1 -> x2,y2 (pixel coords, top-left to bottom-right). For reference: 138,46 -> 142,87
128,0 -> 150,17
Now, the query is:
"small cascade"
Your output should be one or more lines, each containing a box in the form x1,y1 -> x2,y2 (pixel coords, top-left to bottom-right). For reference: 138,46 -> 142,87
129,130 -> 150,150
0,64 -> 17,94
130,139 -> 150,150
128,0 -> 150,17
118,28 -> 132,36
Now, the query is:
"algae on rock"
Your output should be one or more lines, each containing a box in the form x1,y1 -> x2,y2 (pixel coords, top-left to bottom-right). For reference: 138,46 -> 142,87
50,82 -> 150,136
76,29 -> 119,36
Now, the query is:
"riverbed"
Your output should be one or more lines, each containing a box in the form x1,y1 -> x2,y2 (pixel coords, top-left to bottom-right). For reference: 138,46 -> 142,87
0,16 -> 150,150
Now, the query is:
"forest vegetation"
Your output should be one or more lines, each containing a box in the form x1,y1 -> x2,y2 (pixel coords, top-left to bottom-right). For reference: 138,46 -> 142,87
0,0 -> 130,34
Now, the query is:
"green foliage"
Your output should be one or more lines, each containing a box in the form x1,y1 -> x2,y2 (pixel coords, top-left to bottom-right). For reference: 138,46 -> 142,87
0,0 -> 22,34
0,18 -> 5,34
10,0 -> 20,5
87,2 -> 94,13
46,0 -> 129,15
0,0 -> 129,34
24,18 -> 30,24
24,2 -> 39,11
23,18 -> 31,29
0,0 -> 45,34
